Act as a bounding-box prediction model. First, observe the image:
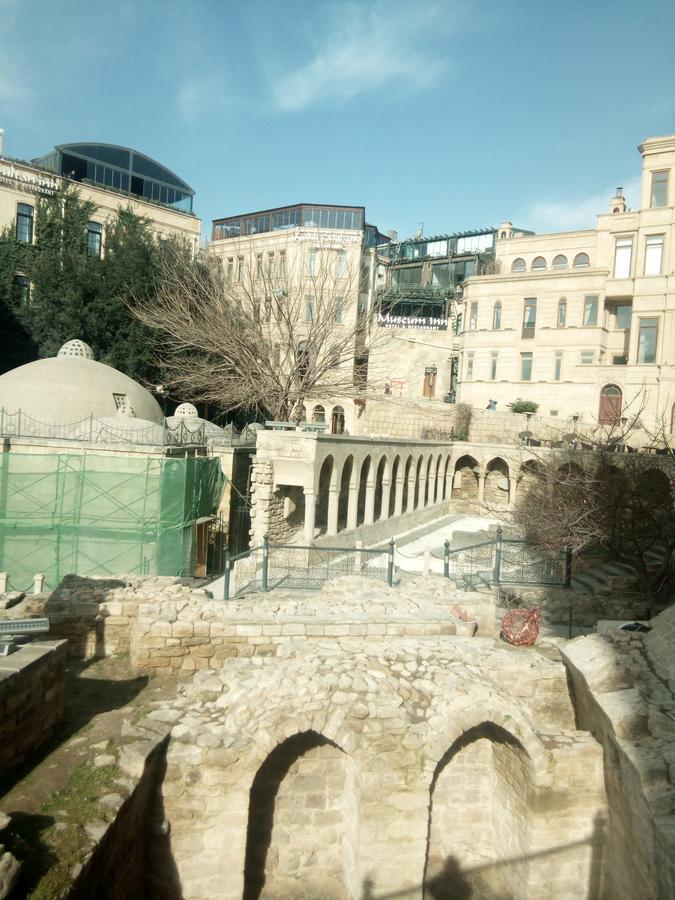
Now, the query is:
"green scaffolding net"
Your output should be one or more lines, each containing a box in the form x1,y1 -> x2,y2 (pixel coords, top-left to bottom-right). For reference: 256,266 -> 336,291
0,451 -> 224,591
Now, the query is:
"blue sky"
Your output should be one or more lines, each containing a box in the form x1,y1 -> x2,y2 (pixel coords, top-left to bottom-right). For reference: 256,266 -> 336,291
2,0 -> 674,241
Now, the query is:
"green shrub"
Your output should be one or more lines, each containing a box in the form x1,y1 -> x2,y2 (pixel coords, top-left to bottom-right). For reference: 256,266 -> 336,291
508,399 -> 539,414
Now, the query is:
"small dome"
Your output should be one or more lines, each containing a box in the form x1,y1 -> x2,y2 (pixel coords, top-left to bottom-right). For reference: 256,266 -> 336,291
174,402 -> 199,417
58,339 -> 95,359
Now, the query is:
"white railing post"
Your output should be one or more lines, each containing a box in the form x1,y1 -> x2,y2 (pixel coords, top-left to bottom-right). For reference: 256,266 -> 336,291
33,573 -> 45,595
0,573 -> 8,593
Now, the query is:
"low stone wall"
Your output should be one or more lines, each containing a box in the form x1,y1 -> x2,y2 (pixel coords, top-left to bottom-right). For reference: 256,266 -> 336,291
498,583 -> 649,628
0,639 -> 67,773
561,607 -> 675,900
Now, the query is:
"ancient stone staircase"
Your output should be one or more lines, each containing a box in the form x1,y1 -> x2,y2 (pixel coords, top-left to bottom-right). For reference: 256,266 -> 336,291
570,542 -> 670,597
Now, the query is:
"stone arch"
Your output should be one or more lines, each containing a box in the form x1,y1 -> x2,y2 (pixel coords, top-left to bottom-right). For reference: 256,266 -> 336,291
452,454 -> 480,501
518,458 -> 545,497
357,455 -> 371,526
243,730 -> 359,899
337,455 -> 353,532
374,454 -> 389,522
414,456 -> 424,509
484,457 -> 510,506
389,455 -> 401,517
637,467 -> 672,507
433,453 -> 443,503
424,721 -> 534,898
315,455 -> 334,534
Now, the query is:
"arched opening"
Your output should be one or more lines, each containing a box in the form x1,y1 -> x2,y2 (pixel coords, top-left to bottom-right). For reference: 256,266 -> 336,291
315,456 -> 334,534
357,456 -> 371,526
552,254 -> 568,269
452,455 -> 479,500
424,456 -> 433,507
374,455 -> 387,521
330,405 -> 345,434
424,723 -> 532,899
403,456 -> 413,512
312,404 -> 326,424
414,457 -> 423,509
573,252 -> 590,268
243,731 -> 358,900
511,258 -> 526,273
484,458 -> 510,506
518,459 -> 545,499
531,256 -> 546,271
442,456 -> 451,500
598,384 -> 622,425
433,454 -> 443,503
337,456 -> 353,531
389,456 -> 401,517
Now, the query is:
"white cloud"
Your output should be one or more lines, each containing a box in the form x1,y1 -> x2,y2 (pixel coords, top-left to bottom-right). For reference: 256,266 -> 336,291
524,176 -> 642,233
272,1 -> 452,112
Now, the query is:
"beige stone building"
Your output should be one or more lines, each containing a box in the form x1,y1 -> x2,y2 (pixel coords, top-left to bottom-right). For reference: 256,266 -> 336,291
455,135 -> 675,432
0,133 -> 201,278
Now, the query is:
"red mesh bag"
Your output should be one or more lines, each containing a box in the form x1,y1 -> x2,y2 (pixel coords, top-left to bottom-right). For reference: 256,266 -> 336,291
501,608 -> 540,646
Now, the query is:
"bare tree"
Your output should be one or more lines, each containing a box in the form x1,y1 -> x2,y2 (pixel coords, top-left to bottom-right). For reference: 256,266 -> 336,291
130,240 -> 391,422
510,401 -> 674,615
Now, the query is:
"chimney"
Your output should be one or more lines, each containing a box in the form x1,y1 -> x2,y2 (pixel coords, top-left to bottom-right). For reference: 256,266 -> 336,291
0,129 -> 4,158
610,187 -> 626,215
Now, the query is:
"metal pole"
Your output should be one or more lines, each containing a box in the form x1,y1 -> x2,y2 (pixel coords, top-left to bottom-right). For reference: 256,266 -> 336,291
387,538 -> 395,587
443,539 -> 450,579
261,533 -> 269,592
492,526 -> 503,586
564,546 -> 573,588
223,546 -> 230,600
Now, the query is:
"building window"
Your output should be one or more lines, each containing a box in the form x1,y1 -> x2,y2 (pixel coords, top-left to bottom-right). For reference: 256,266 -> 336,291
511,258 -> 526,273
599,384 -> 622,425
423,366 -> 437,398
306,296 -> 314,321
112,393 -> 128,409
637,318 -> 658,364
335,296 -> 343,324
86,221 -> 103,258
267,252 -> 275,278
580,350 -> 594,365
492,301 -> 501,330
557,298 -> 567,327
615,304 -> 632,330
308,248 -> 318,276
554,351 -> 563,381
490,351 -> 498,380
520,352 -> 533,381
650,170 -> 669,208
522,298 -> 537,338
583,296 -> 598,326
336,250 -> 347,277
237,256 -> 244,280
256,253 -> 264,279
16,203 -> 34,243
12,274 -> 30,307
644,235 -> 664,276
454,312 -> 463,335
469,302 -> 478,330
573,252 -> 590,268
466,353 -> 474,380
552,254 -> 568,269
312,404 -> 326,424
613,237 -> 633,278
531,256 -> 546,271
226,257 -> 234,281
278,250 -> 287,276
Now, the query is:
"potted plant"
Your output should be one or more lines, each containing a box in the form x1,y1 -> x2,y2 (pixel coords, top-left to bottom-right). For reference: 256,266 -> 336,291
452,605 -> 478,637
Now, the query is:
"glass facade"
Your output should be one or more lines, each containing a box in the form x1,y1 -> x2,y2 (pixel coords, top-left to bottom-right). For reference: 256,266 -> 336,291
34,144 -> 194,213
212,204 -> 365,240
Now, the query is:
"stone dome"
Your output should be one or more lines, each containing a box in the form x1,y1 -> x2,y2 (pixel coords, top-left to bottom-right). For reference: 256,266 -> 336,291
0,341 -> 163,425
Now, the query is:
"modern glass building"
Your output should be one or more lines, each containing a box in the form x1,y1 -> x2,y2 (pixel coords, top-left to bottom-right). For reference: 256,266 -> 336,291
212,203 -> 368,240
33,143 -> 195,213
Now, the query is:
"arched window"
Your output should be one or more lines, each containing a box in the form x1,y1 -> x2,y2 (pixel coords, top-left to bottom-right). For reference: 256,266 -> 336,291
552,254 -> 568,269
492,301 -> 502,330
557,298 -> 567,328
531,256 -> 547,271
312,404 -> 326,424
331,405 -> 345,434
511,258 -> 526,273
598,384 -> 622,425
573,252 -> 590,268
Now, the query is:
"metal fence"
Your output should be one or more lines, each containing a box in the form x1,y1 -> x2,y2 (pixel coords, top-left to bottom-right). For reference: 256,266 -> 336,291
219,528 -> 570,599
223,537 -> 393,599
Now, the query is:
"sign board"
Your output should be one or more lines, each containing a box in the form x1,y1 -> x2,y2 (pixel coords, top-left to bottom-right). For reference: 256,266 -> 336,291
377,312 -> 448,331
0,161 -> 59,197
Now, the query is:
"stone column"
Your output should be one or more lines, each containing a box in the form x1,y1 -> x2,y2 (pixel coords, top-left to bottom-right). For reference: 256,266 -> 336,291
347,478 -> 358,530
380,478 -> 391,521
304,490 -> 316,542
477,472 -> 486,503
364,480 -> 375,525
435,470 -> 444,504
407,469 -> 416,512
394,473 -> 405,517
445,467 -> 453,500
327,487 -> 339,536
508,477 -> 517,506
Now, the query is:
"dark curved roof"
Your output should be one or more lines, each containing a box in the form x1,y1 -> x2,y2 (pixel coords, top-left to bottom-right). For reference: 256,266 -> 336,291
53,143 -> 194,194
